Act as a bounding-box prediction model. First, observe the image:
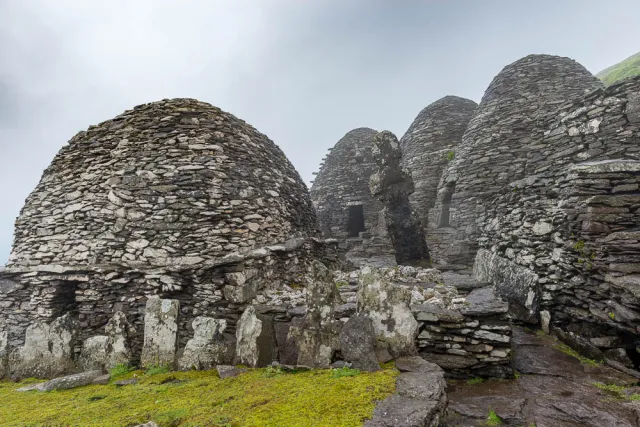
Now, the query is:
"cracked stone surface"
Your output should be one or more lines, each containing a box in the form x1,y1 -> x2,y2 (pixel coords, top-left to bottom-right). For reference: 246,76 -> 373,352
447,327 -> 640,426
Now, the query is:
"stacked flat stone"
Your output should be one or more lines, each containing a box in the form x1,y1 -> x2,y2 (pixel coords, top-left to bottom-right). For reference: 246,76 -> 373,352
8,98 -> 316,267
477,76 -> 640,370
400,96 -> 477,227
432,55 -> 603,266
413,287 -> 512,378
0,98 -> 336,359
310,128 -> 395,265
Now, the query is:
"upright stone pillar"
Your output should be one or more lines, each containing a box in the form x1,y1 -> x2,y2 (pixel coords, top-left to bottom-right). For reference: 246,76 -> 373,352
370,131 -> 430,266
141,296 -> 179,369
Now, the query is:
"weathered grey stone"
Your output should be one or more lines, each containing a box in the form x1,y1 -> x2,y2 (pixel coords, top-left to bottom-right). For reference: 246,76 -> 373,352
140,297 -> 179,369
79,336 -> 110,371
235,306 -> 274,368
365,394 -> 444,427
339,314 -> 379,372
396,371 -> 446,401
0,328 -> 8,379
178,317 -> 233,370
395,356 -> 443,374
412,304 -> 465,323
604,348 -> 634,368
474,249 -> 538,323
235,306 -> 262,367
104,311 -> 133,369
288,261 -> 343,368
626,90 -> 640,124
216,365 -> 247,379
370,130 -> 430,266
92,374 -> 111,385
432,54 -> 603,266
357,266 -> 418,357
540,310 -> 551,334
9,313 -> 76,380
275,320 -> 299,366
460,286 -> 509,317
17,370 -> 103,392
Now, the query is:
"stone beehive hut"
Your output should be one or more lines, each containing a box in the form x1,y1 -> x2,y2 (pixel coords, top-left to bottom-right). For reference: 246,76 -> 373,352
8,98 -> 316,268
431,54 -> 604,266
1,98 -> 332,354
310,128 -> 394,265
400,96 -> 477,224
399,96 -> 477,266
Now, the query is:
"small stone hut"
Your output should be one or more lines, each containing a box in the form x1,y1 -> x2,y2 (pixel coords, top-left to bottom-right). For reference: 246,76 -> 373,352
0,98 -> 334,356
310,128 -> 394,265
400,96 -> 477,267
431,54 -> 604,267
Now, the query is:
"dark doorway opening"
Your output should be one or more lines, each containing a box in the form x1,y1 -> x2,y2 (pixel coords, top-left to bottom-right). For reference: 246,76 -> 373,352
346,205 -> 366,237
50,280 -> 80,318
438,184 -> 455,228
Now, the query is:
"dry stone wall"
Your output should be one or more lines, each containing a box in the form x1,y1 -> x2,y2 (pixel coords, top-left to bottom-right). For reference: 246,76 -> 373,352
431,55 -> 604,267
476,76 -> 640,369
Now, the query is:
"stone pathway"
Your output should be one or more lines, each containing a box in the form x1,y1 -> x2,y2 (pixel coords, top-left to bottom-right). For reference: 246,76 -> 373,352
446,327 -> 640,426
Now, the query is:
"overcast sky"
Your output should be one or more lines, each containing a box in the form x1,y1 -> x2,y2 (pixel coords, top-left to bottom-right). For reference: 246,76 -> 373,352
1,0 -> 639,264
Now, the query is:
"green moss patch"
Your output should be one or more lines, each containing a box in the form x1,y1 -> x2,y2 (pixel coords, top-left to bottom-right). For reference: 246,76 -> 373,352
593,382 -> 640,401
0,366 -> 397,426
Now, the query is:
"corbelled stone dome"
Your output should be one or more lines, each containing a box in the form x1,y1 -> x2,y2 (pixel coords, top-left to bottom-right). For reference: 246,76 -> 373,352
310,128 -> 393,262
8,98 -> 317,268
400,96 -> 477,225
311,128 -> 379,238
431,54 -> 604,266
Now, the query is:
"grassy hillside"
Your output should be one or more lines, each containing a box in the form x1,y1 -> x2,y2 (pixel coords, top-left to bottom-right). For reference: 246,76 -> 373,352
596,51 -> 640,86
0,366 -> 397,426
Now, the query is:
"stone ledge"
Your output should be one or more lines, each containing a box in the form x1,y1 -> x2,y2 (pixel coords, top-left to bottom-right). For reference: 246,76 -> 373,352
365,356 -> 447,427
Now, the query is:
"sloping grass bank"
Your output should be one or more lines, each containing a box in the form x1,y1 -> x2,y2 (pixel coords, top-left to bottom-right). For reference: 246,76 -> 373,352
0,366 -> 397,427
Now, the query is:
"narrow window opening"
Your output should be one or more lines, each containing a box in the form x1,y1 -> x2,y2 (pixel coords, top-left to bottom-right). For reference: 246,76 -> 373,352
438,184 -> 455,228
346,205 -> 366,237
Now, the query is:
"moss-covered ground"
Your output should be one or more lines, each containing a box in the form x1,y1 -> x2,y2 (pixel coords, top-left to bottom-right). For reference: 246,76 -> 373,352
0,365 -> 398,427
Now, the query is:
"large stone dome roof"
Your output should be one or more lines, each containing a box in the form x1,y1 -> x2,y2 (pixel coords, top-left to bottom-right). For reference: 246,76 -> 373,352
431,54 -> 604,266
400,96 -> 477,219
8,98 -> 317,268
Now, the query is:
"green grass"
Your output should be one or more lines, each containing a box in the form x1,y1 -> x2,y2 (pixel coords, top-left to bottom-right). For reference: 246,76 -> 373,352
593,382 -> 640,401
466,377 -> 484,385
145,365 -> 172,376
555,342 -> 602,367
330,367 -> 361,378
597,51 -> 640,86
486,409 -> 503,426
109,363 -> 135,378
0,366 -> 397,426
